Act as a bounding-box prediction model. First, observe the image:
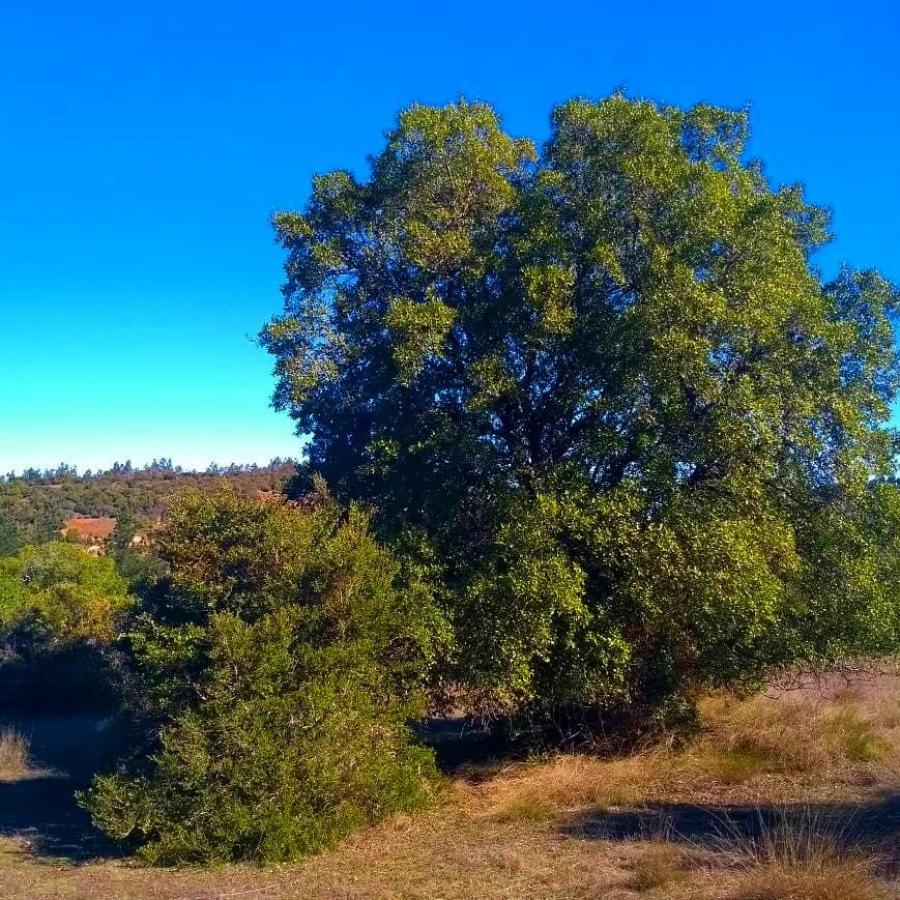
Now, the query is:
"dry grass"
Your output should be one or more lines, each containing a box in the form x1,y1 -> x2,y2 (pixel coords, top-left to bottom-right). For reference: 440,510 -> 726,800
690,684 -> 897,786
481,679 -> 898,819
0,675 -> 896,899
630,841 -> 689,892
823,707 -> 890,762
693,746 -> 773,785
483,750 -> 668,821
696,693 -> 832,775
489,793 -> 557,823
731,866 -> 888,900
0,728 -> 31,781
722,811 -> 890,900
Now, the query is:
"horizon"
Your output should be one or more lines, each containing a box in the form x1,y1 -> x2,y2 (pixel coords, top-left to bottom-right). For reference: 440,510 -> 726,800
2,1 -> 898,473
0,456 -> 300,481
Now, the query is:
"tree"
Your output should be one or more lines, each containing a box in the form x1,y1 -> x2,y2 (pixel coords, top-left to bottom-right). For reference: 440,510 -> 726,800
0,542 -> 133,711
0,542 -> 131,642
84,489 -> 444,863
106,512 -> 162,591
32,495 -> 65,543
0,514 -> 22,557
261,96 -> 900,733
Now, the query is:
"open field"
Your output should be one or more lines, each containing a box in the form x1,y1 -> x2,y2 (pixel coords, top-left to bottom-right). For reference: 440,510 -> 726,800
0,675 -> 897,900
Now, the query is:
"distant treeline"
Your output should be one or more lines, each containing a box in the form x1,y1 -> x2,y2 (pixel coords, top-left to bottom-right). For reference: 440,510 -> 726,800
2,457 -> 297,483
0,458 -> 298,547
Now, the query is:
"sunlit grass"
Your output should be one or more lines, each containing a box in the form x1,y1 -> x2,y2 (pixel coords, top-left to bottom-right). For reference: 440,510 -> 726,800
0,675 -> 895,898
0,728 -> 31,782
720,808 -> 889,900
630,842 -> 688,892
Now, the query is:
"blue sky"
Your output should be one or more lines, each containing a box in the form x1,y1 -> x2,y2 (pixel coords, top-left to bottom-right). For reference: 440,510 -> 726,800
1,1 -> 898,474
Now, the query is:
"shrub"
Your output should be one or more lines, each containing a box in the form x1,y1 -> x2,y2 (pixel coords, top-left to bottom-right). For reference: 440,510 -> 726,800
0,543 -> 133,712
0,542 -> 131,642
0,516 -> 22,557
83,489 -> 446,864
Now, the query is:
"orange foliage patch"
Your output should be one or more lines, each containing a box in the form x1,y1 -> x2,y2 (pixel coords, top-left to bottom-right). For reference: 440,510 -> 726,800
61,516 -> 116,543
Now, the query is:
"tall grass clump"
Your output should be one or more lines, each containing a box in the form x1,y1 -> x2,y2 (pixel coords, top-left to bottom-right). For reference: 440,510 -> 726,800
484,751 -> 671,822
721,808 -> 888,900
0,728 -> 30,781
823,708 -> 889,762
693,690 -> 894,784
629,842 -> 688,892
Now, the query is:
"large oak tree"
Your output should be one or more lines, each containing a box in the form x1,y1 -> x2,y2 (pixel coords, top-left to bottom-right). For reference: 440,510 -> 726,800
263,96 -> 900,732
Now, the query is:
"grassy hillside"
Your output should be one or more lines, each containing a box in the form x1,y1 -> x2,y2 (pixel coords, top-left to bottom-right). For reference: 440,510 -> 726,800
0,674 -> 897,899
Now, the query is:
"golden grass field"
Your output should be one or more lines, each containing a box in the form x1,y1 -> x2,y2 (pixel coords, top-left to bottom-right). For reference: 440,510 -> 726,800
0,675 -> 897,899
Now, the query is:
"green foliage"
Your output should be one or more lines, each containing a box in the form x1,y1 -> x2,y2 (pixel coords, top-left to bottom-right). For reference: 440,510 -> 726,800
0,543 -> 133,712
262,95 -> 900,732
84,489 -> 444,864
106,513 -> 165,592
0,542 -> 132,642
790,483 -> 900,664
0,515 -> 22,557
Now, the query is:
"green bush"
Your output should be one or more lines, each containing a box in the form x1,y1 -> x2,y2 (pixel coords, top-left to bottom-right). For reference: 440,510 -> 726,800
0,515 -> 22,557
0,542 -> 132,642
83,488 -> 445,864
0,542 -> 133,712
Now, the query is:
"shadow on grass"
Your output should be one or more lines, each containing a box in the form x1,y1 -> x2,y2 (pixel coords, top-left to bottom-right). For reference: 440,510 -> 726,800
559,794 -> 900,869
421,715 -> 523,774
0,714 -> 127,862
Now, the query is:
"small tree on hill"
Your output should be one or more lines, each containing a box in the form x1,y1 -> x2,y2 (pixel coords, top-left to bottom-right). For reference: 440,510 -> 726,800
0,515 -> 22,557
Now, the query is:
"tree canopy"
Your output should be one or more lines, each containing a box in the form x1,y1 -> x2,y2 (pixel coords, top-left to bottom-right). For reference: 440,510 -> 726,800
0,542 -> 131,643
262,95 -> 900,731
0,542 -> 133,712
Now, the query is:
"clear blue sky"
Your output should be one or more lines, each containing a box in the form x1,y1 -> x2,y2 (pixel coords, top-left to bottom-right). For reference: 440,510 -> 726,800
1,1 -> 898,474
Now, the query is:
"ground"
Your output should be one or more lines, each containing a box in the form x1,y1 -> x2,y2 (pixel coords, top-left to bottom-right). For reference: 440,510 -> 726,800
0,675 -> 897,899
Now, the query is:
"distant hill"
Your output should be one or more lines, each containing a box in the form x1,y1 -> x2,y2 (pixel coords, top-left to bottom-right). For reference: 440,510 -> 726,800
0,460 -> 299,546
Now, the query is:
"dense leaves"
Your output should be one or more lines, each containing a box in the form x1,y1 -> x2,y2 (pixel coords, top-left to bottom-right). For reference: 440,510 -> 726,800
0,543 -> 131,644
84,489 -> 444,863
0,543 -> 133,711
0,514 -> 23,557
262,96 -> 900,731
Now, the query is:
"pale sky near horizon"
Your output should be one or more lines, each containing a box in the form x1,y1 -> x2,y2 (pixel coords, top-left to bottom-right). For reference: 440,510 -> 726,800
2,1 -> 898,474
